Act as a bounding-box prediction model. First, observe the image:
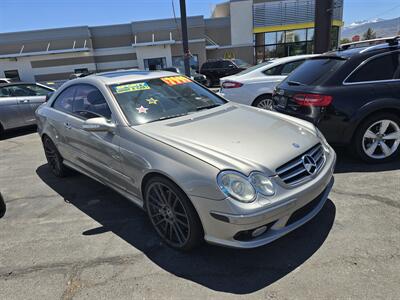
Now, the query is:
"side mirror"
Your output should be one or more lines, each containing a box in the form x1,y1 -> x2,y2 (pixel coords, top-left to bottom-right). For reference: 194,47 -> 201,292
82,117 -> 116,132
45,92 -> 54,102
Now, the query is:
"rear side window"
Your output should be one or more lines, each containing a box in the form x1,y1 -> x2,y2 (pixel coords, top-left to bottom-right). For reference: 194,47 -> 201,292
346,52 -> 400,83
285,58 -> 346,85
0,87 -> 11,97
280,60 -> 305,75
53,86 -> 76,113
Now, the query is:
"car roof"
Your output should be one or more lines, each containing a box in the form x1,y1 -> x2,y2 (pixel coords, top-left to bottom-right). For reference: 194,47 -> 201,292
68,69 -> 182,86
323,43 -> 400,59
0,82 -> 38,87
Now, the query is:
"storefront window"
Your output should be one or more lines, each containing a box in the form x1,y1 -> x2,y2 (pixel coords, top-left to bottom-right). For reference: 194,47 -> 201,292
265,32 -> 277,45
172,55 -> 199,71
285,29 -> 307,43
307,28 -> 314,41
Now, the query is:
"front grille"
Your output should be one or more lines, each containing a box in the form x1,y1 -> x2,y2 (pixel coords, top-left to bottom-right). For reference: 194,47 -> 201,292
276,143 -> 325,186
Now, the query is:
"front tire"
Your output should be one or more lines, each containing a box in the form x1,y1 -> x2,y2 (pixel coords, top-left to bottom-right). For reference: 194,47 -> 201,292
353,113 -> 400,163
145,176 -> 203,251
42,136 -> 69,177
253,95 -> 273,110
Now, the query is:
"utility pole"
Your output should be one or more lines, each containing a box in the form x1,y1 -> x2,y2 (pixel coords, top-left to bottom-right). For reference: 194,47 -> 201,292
179,0 -> 191,76
314,0 -> 333,53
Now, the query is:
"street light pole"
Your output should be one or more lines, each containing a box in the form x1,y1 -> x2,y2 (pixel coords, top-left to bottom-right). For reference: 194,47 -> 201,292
179,0 -> 191,76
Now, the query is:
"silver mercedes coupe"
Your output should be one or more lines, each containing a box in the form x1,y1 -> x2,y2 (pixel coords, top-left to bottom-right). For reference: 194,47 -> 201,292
35,70 -> 336,250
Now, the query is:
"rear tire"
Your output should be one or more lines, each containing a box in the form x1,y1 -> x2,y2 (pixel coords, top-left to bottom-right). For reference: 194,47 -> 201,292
352,113 -> 400,163
253,94 -> 273,110
42,136 -> 70,177
145,176 -> 203,251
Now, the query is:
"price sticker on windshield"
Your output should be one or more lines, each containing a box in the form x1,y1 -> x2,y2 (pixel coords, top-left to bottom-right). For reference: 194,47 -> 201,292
161,76 -> 192,86
115,82 -> 151,94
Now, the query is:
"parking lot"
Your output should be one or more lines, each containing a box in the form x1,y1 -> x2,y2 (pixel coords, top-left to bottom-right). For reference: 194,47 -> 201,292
0,128 -> 399,299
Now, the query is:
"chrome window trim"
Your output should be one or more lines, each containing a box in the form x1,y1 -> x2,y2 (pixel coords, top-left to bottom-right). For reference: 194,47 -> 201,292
342,49 -> 400,86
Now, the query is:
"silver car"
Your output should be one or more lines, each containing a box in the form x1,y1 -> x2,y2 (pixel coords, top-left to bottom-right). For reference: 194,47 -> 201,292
0,83 -> 54,135
36,70 -> 336,250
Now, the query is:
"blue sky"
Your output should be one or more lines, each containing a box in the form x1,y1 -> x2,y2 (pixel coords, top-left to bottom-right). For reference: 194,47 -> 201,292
0,0 -> 399,33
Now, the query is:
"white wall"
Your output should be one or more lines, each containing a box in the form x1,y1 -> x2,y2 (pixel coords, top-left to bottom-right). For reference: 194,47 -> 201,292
0,57 -> 35,81
230,0 -> 253,46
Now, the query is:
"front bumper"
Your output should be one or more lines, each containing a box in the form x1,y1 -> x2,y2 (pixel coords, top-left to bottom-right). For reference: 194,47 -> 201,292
190,148 -> 336,248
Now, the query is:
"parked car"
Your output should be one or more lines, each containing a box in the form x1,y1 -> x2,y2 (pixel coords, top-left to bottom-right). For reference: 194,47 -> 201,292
219,55 -> 316,109
200,58 -> 251,87
36,70 -> 335,250
0,192 -> 5,218
272,37 -> 400,163
0,83 -> 54,135
162,67 -> 207,85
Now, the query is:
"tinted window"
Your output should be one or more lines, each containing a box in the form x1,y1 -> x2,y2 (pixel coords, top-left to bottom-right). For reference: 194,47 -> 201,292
23,84 -> 52,96
0,87 -> 12,97
263,65 -> 281,76
347,52 -> 400,83
53,86 -> 76,113
284,58 -> 346,85
72,85 -> 111,120
280,60 -> 305,76
221,61 -> 233,68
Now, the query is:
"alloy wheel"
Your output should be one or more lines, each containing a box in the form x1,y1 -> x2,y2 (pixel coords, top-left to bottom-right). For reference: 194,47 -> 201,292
256,98 -> 273,110
44,138 -> 61,174
146,182 -> 190,248
362,119 -> 400,159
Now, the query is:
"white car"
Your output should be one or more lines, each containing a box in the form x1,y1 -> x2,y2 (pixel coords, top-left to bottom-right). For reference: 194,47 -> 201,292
219,55 -> 316,109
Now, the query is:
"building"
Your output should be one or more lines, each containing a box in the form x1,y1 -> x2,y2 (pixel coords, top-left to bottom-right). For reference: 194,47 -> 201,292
0,0 -> 343,82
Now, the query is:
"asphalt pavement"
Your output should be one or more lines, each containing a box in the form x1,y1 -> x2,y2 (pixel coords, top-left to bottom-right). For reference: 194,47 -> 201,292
0,127 -> 399,299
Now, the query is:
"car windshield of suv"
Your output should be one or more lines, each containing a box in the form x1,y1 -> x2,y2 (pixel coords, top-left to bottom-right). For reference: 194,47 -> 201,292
232,59 -> 251,68
110,76 -> 226,125
284,57 -> 346,86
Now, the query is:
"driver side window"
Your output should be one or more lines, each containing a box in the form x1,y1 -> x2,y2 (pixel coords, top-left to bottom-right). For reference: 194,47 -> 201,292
72,85 -> 112,120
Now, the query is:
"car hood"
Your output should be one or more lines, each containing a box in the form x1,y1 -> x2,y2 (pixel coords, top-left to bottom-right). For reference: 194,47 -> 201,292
135,103 -> 320,175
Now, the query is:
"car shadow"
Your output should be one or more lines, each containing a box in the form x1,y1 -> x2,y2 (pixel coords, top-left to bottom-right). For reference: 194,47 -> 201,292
36,164 -> 335,294
333,146 -> 400,173
0,126 -> 37,140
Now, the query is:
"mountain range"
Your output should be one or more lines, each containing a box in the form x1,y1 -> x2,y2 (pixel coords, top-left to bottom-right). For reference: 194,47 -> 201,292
341,17 -> 400,39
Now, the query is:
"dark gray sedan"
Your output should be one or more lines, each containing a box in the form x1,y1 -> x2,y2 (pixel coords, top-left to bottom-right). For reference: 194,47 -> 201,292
0,83 -> 54,135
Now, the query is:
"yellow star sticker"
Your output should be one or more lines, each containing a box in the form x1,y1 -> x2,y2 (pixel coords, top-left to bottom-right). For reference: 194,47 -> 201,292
146,97 -> 159,105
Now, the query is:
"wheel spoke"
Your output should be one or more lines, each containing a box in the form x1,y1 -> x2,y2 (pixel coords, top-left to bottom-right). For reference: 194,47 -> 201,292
172,223 -> 184,244
174,211 -> 188,219
175,217 -> 188,228
366,141 -> 379,155
380,142 -> 392,157
364,130 -> 377,139
383,131 -> 400,140
379,120 -> 390,134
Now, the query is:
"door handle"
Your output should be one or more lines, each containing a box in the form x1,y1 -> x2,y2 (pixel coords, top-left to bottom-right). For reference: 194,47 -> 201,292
64,122 -> 72,129
19,99 -> 30,103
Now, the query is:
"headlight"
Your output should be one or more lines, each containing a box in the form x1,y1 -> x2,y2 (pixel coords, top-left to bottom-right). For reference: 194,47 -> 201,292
217,172 -> 256,203
249,173 -> 275,196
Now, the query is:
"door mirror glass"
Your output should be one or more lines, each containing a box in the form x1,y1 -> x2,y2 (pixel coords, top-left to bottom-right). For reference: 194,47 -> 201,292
82,117 -> 116,132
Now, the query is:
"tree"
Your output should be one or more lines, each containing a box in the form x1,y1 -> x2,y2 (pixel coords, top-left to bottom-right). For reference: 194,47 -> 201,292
363,28 -> 376,40
340,38 -> 351,44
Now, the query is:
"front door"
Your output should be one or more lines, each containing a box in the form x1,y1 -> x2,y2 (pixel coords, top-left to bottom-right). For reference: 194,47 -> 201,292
0,86 -> 26,129
64,84 -> 128,191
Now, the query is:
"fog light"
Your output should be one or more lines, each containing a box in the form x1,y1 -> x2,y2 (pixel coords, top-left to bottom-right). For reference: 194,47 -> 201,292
252,226 -> 267,237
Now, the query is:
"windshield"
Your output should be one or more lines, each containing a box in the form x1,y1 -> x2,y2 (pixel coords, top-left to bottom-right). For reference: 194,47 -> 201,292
232,59 -> 251,68
110,76 -> 226,125
235,61 -> 273,75
284,58 -> 346,86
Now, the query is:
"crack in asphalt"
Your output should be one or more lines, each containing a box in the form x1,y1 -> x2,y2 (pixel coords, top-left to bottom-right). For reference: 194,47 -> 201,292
332,189 -> 400,209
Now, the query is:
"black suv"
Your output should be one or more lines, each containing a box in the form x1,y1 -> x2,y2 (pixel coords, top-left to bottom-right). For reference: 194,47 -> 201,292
272,37 -> 400,163
200,59 -> 250,87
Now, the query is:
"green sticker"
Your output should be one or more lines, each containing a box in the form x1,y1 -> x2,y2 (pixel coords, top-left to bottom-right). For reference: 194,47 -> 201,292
115,82 -> 151,94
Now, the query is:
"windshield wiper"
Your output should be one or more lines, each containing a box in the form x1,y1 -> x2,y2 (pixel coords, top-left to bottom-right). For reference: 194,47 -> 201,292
146,112 -> 188,124
287,81 -> 306,86
196,104 -> 221,111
